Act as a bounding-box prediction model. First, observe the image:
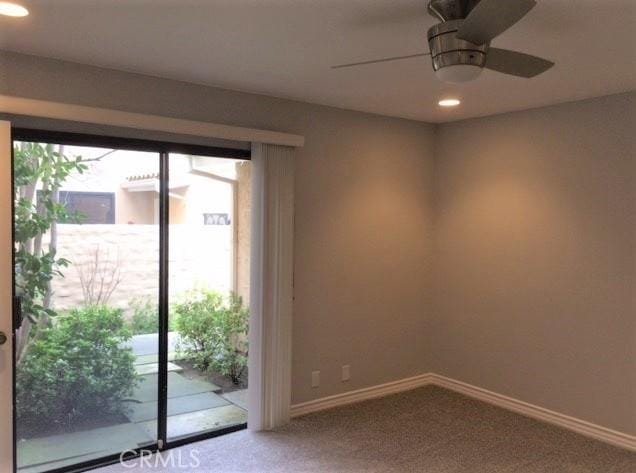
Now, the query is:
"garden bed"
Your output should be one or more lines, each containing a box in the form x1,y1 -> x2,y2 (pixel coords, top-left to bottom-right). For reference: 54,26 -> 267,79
176,360 -> 248,393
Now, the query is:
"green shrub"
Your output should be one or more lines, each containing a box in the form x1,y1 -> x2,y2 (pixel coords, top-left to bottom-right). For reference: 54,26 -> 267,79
174,290 -> 248,384
128,297 -> 178,335
128,297 -> 158,335
16,305 -> 140,432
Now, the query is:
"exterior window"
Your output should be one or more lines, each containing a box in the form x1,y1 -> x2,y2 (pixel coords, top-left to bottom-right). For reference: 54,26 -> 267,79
59,191 -> 115,224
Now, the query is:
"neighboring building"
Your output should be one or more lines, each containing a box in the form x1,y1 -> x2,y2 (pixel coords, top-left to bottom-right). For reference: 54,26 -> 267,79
45,146 -> 251,312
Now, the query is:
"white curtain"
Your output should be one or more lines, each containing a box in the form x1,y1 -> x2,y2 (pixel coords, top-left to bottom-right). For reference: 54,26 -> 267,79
248,142 -> 295,431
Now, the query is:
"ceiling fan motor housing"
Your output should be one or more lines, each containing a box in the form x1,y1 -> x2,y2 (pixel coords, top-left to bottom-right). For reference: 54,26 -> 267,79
427,19 -> 488,81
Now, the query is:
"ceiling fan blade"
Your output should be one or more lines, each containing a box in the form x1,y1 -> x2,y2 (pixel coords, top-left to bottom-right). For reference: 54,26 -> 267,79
331,53 -> 430,69
485,47 -> 554,78
457,0 -> 537,45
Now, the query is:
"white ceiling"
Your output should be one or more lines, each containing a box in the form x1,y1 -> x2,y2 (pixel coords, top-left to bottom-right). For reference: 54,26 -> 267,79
1,0 -> 635,123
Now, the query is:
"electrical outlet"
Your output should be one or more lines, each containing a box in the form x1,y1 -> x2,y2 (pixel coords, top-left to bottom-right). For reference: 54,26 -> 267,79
342,365 -> 350,382
311,370 -> 320,388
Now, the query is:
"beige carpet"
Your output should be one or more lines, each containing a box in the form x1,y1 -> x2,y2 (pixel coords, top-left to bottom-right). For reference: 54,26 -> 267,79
98,386 -> 636,472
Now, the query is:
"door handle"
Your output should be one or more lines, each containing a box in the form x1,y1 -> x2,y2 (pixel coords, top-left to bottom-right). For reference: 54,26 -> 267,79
14,296 -> 23,330
0,331 -> 7,345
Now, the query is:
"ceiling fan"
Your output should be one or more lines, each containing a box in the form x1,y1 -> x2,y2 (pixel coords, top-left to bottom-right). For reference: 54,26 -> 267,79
332,0 -> 554,83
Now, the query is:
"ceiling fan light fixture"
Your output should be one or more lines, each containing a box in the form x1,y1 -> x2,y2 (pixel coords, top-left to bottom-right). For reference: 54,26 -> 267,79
435,64 -> 483,83
427,19 -> 488,84
0,2 -> 29,17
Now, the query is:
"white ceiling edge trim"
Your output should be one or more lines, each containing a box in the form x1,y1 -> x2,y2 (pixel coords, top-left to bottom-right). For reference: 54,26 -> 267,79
0,95 -> 305,148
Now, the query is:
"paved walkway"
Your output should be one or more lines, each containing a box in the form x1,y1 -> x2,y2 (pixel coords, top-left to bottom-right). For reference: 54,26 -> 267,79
124,332 -> 181,356
123,352 -> 247,441
17,334 -> 247,473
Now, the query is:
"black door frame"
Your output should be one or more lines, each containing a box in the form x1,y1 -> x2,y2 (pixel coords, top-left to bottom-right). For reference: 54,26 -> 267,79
11,128 -> 250,473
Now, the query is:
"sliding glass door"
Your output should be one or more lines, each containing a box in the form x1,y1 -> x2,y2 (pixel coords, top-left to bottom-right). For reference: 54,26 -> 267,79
12,130 -> 250,473
13,138 -> 161,472
167,154 -> 249,441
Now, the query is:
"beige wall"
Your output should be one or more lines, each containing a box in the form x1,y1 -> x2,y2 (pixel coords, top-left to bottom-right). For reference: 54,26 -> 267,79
433,92 -> 636,435
0,51 -> 436,405
117,189 -> 155,224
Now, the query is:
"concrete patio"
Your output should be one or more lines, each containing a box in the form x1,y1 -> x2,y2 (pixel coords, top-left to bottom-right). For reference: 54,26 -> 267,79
17,333 -> 247,473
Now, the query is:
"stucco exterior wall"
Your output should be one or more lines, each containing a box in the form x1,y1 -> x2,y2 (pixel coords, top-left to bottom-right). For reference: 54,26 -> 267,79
236,162 -> 251,304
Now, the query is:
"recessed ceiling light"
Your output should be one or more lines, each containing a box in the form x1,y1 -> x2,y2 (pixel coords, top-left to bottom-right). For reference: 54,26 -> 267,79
0,2 -> 29,17
438,98 -> 461,108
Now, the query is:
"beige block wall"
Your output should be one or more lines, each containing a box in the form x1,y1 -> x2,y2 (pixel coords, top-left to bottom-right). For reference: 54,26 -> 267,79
49,224 -> 236,313
433,92 -> 636,435
50,225 -> 159,311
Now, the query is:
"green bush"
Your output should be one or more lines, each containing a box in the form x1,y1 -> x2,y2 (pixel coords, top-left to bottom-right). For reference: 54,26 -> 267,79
128,297 -> 178,335
128,297 -> 158,335
16,305 -> 140,432
174,290 -> 248,384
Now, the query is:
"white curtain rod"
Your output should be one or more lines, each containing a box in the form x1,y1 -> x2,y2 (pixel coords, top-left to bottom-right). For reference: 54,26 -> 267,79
0,95 -> 305,148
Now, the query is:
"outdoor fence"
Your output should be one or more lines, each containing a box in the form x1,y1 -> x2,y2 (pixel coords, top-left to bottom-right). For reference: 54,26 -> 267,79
49,224 -> 234,314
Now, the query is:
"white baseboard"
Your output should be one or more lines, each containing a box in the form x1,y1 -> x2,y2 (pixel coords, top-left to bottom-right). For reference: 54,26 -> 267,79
429,374 -> 636,452
290,372 -> 636,452
290,373 -> 433,418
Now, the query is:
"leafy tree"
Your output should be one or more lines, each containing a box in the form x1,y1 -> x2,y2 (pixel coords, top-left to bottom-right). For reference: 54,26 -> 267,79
13,142 -> 87,362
